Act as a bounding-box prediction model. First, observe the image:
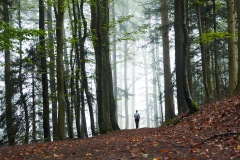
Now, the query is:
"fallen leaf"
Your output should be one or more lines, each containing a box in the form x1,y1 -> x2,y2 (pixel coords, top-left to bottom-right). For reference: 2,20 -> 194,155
237,145 -> 240,150
54,154 -> 63,157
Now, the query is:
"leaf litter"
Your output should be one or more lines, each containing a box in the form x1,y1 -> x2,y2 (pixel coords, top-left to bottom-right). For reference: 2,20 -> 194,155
0,95 -> 239,159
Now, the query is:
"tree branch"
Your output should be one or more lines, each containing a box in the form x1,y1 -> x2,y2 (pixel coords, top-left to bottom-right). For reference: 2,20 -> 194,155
192,132 -> 240,146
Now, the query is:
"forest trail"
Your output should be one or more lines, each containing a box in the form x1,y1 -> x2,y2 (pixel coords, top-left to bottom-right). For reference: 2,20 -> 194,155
0,95 -> 239,159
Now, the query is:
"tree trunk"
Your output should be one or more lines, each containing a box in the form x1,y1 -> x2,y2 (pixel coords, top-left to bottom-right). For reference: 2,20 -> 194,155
196,3 -> 211,100
3,0 -> 15,145
62,25 -> 74,139
47,1 -> 58,140
18,0 -> 29,144
111,0 -> 118,123
78,0 -> 95,136
152,49 -> 158,127
212,0 -> 220,98
124,40 -> 129,129
143,51 -> 149,127
56,0 -> 67,140
39,0 -> 50,141
29,47 -> 37,142
227,0 -> 237,95
131,59 -> 136,128
161,0 -> 175,121
108,58 -> 120,131
71,0 -> 81,138
182,0 -> 198,113
101,0 -> 114,133
91,0 -> 113,134
236,0 -> 240,93
174,0 -> 188,114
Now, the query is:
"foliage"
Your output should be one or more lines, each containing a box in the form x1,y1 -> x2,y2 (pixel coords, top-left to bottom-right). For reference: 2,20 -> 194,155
197,31 -> 230,44
0,21 -> 39,50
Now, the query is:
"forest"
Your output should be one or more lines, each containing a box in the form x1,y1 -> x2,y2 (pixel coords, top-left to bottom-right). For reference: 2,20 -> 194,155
0,0 -> 239,147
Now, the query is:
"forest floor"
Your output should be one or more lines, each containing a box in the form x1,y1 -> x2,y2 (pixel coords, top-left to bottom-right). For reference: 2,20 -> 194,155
0,95 -> 240,160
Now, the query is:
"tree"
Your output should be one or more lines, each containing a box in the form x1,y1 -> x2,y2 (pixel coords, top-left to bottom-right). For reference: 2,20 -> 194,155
236,0 -> 240,93
174,0 -> 188,113
70,0 -> 81,138
212,0 -> 220,97
3,0 -> 15,145
227,0 -> 237,95
196,2 -> 211,100
181,0 -> 198,113
56,0 -> 67,140
90,0 -> 114,133
143,51 -> 149,127
161,0 -> 175,121
47,0 -> 58,140
39,0 -> 50,141
78,0 -> 95,137
17,0 -> 29,144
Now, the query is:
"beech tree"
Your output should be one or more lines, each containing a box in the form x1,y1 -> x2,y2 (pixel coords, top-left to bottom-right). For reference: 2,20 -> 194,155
174,0 -> 188,113
39,0 -> 50,141
227,0 -> 236,95
3,0 -> 15,145
161,0 -> 175,121
56,0 -> 67,140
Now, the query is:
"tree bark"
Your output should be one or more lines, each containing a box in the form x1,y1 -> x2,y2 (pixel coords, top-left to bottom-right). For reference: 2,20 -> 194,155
161,0 -> 175,121
174,0 -> 188,113
3,0 -> 15,145
212,0 -> 220,97
227,0 -> 237,95
235,0 -> 240,93
18,0 -> 29,144
124,39 -> 129,129
143,51 -> 149,127
182,0 -> 198,113
90,0 -> 113,133
71,0 -> 81,138
56,0 -> 67,140
39,0 -> 50,141
196,3 -> 211,100
47,1 -> 58,140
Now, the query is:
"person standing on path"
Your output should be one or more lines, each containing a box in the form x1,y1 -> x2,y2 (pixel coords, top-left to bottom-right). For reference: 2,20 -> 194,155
134,110 -> 140,129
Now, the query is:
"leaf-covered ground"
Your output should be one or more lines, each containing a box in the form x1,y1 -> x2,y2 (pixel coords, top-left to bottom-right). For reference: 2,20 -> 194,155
0,95 -> 240,160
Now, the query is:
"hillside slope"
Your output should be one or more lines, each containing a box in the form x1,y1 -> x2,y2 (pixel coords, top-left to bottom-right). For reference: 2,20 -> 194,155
0,95 -> 239,159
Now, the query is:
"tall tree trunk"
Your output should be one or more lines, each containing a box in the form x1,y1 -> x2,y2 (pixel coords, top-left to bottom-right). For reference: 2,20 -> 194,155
111,0 -> 118,119
18,0 -> 29,143
174,0 -> 188,114
62,25 -> 74,139
161,0 -> 175,121
56,0 -> 67,140
108,58 -> 120,131
78,0 -> 94,137
91,0 -> 113,134
39,0 -> 50,141
29,47 -> 37,142
212,0 -> 220,97
152,49 -> 158,127
3,0 -> 15,145
47,0 -> 58,140
124,40 -> 129,129
182,0 -> 198,113
131,59 -> 135,128
143,51 -> 149,127
71,0 -> 81,138
227,0 -> 237,95
102,0 -> 114,133
196,3 -> 211,100
236,0 -> 240,92
109,0 -> 120,131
